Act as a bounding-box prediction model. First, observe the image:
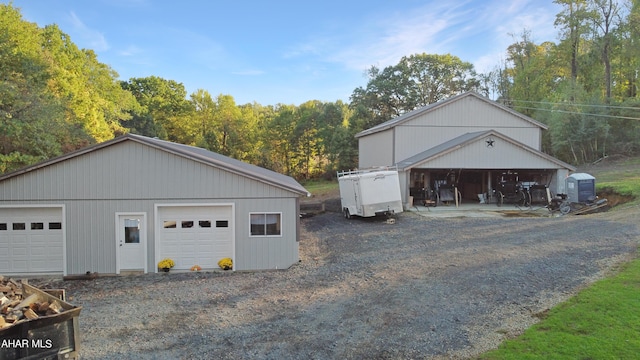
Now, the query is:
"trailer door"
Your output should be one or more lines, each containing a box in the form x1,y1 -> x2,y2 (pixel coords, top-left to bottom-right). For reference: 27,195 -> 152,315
353,178 -> 363,216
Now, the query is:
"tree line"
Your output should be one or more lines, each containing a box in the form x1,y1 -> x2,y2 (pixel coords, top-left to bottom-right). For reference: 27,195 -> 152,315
2,1 -> 639,179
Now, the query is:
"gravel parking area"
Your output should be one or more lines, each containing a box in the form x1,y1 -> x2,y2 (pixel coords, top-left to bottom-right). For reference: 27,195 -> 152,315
34,207 -> 640,359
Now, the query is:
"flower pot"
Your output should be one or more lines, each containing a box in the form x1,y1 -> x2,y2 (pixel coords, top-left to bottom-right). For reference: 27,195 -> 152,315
161,268 -> 170,272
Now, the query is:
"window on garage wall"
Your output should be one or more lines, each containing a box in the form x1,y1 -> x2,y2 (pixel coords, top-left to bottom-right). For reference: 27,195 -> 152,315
250,213 -> 281,236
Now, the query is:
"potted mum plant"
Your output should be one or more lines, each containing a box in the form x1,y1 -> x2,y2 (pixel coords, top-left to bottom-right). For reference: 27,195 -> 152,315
218,257 -> 233,270
158,258 -> 175,272
190,264 -> 202,271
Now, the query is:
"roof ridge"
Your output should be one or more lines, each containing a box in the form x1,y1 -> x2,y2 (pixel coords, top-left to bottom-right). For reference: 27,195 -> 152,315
355,91 -> 547,138
0,133 -> 310,196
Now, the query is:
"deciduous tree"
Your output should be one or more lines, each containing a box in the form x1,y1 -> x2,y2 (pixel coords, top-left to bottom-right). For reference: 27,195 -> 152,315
350,53 -> 483,126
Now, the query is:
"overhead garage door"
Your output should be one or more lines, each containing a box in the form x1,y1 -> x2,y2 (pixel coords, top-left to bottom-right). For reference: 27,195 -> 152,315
0,207 -> 64,274
157,205 -> 233,270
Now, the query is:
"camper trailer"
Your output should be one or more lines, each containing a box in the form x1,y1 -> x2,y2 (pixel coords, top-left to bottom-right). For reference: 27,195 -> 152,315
337,168 -> 403,218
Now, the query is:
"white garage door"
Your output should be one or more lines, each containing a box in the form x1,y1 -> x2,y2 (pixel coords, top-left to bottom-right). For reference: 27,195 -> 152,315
0,207 -> 64,274
158,205 -> 233,270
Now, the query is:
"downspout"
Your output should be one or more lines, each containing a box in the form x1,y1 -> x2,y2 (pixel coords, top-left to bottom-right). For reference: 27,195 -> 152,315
392,127 -> 396,165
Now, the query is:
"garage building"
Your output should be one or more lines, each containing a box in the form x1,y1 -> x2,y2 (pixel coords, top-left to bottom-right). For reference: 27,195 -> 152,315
0,134 -> 309,276
356,92 -> 576,206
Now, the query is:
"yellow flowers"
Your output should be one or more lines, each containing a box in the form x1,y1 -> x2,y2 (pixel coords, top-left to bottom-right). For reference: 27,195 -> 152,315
218,257 -> 233,270
158,258 -> 232,271
157,258 -> 175,269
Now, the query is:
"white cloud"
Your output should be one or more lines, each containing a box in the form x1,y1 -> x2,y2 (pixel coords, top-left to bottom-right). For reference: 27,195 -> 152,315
68,11 -> 109,52
468,0 -> 561,73
297,1 -> 483,72
288,0 -> 562,76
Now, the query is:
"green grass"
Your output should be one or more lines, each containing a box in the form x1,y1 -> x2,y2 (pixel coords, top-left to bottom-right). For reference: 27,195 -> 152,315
594,158 -> 640,204
479,259 -> 640,360
300,178 -> 339,199
479,158 -> 640,359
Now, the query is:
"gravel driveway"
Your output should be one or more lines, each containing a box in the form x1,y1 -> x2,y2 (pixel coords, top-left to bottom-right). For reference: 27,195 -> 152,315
34,208 -> 640,359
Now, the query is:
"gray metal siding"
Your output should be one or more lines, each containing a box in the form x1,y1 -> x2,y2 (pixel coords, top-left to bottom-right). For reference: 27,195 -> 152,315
0,140 -> 302,274
418,139 -> 563,169
392,96 -> 542,164
358,130 -> 394,168
0,141 -> 295,201
0,197 -> 300,274
234,198 -> 299,270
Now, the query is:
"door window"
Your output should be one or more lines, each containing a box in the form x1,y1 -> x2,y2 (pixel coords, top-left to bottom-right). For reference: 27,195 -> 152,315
124,218 -> 140,244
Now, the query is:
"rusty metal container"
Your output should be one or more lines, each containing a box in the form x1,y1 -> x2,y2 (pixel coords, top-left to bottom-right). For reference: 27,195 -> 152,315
0,283 -> 81,360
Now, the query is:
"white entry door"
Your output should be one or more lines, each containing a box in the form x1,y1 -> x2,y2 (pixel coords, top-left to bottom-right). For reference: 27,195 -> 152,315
117,214 -> 146,272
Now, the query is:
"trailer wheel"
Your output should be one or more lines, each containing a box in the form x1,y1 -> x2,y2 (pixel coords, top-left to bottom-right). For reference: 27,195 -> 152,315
343,208 -> 352,219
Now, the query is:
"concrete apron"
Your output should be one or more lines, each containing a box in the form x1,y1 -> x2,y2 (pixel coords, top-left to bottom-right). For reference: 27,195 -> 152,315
406,202 -> 552,218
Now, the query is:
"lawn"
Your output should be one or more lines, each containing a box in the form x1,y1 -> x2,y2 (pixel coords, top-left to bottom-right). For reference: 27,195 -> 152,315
478,259 -> 640,359
300,178 -> 339,200
594,157 -> 640,206
479,157 -> 640,359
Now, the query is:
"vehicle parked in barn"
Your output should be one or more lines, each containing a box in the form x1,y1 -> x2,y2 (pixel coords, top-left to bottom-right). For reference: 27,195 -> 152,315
494,172 -> 530,207
337,167 -> 403,218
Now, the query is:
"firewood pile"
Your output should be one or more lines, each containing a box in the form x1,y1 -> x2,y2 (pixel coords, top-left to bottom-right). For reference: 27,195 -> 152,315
0,276 -> 64,330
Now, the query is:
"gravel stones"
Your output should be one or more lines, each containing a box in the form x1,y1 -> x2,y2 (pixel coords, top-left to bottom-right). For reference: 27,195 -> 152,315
33,209 -> 640,359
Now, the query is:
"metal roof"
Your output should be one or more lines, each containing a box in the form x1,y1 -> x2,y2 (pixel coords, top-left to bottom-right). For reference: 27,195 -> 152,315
395,130 -> 576,171
355,91 -> 548,138
0,134 -> 310,197
568,173 -> 595,180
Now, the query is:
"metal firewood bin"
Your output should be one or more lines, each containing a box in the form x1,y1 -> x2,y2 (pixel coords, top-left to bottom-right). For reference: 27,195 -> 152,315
0,283 -> 82,360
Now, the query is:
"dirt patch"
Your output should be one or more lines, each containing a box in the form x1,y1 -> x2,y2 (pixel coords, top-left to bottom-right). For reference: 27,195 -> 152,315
598,187 -> 636,207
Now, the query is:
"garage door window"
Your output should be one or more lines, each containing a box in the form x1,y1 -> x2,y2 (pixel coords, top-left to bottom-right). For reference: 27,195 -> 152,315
250,213 -> 281,236
181,221 -> 194,228
216,220 -> 228,228
49,222 -> 62,230
0,223 -> 6,230
31,222 -> 44,230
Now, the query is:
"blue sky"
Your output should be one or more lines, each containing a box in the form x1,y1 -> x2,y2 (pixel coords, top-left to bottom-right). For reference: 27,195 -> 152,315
9,0 -> 562,105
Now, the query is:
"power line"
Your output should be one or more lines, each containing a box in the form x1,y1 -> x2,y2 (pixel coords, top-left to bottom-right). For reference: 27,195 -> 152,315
504,99 -> 640,111
509,105 -> 640,121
